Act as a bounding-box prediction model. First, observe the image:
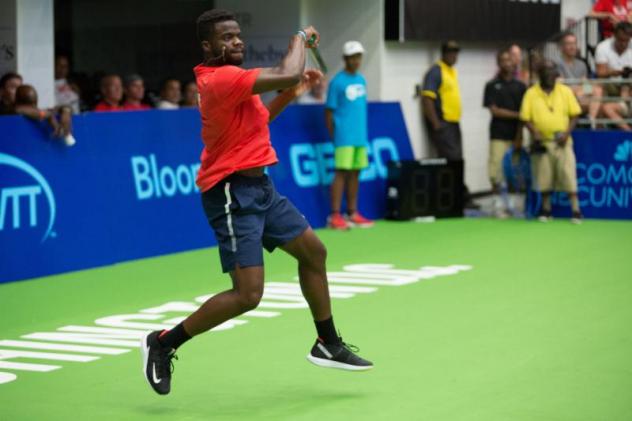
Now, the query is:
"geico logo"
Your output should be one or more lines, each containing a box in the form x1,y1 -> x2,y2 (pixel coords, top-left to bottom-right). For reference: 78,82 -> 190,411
131,154 -> 201,200
0,153 -> 56,242
289,137 -> 400,188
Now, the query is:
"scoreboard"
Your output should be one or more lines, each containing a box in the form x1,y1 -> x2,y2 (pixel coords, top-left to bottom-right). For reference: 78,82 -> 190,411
386,159 -> 464,220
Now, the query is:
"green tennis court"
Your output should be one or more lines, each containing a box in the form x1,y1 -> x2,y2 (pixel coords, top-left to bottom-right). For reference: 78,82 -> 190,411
1,219 -> 631,420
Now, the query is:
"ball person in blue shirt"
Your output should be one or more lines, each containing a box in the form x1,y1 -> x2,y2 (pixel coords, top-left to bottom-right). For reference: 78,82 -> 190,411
325,41 -> 374,230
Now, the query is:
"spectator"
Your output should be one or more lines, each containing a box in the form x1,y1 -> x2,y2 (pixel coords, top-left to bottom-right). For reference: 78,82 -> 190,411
520,60 -> 583,224
422,41 -> 474,208
509,44 -> 530,84
555,32 -> 603,128
157,79 -> 181,109
94,74 -> 123,112
13,84 -> 73,140
54,54 -> 80,114
0,72 -> 22,115
483,48 -> 527,218
298,78 -> 327,104
595,22 -> 632,130
181,81 -> 198,107
589,0 -> 632,39
325,41 -> 374,230
122,74 -> 151,111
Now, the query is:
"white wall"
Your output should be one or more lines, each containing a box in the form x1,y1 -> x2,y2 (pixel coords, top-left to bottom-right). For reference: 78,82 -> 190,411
16,0 -> 54,108
0,0 -> 17,76
300,0 -> 383,100
562,0 -> 593,26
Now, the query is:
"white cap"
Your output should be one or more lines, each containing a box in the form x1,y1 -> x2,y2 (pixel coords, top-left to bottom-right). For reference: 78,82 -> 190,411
343,41 -> 365,57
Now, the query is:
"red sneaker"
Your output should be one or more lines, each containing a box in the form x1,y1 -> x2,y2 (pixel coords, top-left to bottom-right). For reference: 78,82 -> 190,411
347,212 -> 374,228
328,213 -> 350,230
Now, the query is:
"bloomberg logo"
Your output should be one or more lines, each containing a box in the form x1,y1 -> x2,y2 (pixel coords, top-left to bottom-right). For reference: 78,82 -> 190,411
290,137 -> 400,187
131,154 -> 200,200
0,153 -> 56,242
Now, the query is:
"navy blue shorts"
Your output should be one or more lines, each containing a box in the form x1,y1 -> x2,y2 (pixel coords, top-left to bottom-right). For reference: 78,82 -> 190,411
201,173 -> 310,273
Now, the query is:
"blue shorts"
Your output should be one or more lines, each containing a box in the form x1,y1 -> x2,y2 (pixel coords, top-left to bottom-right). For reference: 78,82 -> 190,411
201,173 -> 310,273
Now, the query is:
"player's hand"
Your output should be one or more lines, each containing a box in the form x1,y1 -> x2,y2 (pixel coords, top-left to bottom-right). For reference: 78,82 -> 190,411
293,69 -> 324,97
302,26 -> 320,48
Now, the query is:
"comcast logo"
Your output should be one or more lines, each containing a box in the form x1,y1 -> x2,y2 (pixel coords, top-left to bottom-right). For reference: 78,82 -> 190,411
614,140 -> 632,162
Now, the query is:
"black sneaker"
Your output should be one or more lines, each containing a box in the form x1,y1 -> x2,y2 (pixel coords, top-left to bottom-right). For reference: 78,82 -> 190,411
307,337 -> 373,371
538,209 -> 552,222
141,331 -> 177,395
571,211 -> 583,225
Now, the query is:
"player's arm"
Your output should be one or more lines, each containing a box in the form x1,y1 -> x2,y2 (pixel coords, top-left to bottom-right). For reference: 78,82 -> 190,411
253,26 -> 320,95
265,69 -> 323,122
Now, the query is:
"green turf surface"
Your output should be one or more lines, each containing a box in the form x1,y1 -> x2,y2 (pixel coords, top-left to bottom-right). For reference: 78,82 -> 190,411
1,219 -> 631,420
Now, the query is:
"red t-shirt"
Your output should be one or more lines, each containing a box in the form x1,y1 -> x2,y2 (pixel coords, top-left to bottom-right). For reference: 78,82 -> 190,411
121,102 -> 151,111
193,64 -> 278,192
94,101 -> 123,112
593,0 -> 630,38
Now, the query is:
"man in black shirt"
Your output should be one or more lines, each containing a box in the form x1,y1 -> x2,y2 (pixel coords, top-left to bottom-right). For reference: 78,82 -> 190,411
483,48 -> 526,217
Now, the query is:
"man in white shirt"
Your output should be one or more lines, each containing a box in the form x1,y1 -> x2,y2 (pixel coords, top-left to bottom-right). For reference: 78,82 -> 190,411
595,21 -> 632,130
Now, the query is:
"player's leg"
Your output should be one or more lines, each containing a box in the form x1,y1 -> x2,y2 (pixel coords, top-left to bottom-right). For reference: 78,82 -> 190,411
182,265 -> 264,336
345,146 -> 373,227
279,228 -> 373,370
262,185 -> 373,370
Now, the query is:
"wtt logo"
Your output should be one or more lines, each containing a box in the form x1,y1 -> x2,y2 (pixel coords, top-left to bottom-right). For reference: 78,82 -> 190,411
614,140 -> 632,162
0,153 -> 56,242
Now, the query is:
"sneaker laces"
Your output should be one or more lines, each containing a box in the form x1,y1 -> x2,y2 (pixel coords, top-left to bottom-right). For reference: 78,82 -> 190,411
338,336 -> 360,353
158,349 -> 178,377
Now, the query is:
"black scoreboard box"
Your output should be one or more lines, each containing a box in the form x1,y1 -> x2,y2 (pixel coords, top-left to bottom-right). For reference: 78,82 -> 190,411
386,159 -> 464,220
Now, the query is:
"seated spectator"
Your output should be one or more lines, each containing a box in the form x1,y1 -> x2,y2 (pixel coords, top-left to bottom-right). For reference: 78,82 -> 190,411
297,78 -> 327,104
54,54 -> 80,114
157,79 -> 181,109
595,22 -> 632,130
122,74 -> 151,111
94,74 -> 123,112
589,0 -> 632,39
555,32 -> 603,127
180,81 -> 198,107
0,72 -> 23,115
13,84 -> 73,140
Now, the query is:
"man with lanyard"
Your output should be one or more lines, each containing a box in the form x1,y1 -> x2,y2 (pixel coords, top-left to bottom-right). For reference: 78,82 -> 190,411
140,9 -> 373,396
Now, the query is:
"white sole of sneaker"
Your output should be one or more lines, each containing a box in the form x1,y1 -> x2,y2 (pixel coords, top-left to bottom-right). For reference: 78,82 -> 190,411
140,334 -> 153,390
346,222 -> 374,228
306,354 -> 373,371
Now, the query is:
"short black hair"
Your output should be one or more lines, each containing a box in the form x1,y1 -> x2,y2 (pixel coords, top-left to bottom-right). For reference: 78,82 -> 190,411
196,9 -> 237,42
0,72 -> 23,89
496,47 -> 511,62
614,21 -> 632,35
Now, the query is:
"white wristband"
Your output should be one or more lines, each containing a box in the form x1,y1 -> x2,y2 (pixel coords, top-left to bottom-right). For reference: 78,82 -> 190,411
297,30 -> 307,42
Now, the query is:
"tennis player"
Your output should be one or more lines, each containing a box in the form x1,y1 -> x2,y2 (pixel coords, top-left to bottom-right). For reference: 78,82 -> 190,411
141,9 -> 373,396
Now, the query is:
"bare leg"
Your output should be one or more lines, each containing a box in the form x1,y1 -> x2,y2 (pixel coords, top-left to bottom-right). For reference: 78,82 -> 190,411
602,102 -> 631,131
588,85 -> 603,121
330,170 -> 347,214
182,265 -> 264,336
281,227 -> 331,321
345,170 -> 360,215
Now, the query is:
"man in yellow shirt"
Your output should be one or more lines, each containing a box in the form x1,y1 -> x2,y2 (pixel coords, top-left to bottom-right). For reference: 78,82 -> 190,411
520,60 -> 583,224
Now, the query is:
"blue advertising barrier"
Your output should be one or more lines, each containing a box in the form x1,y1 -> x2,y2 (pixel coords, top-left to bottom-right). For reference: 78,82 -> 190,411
0,103 -> 413,283
551,130 -> 632,219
